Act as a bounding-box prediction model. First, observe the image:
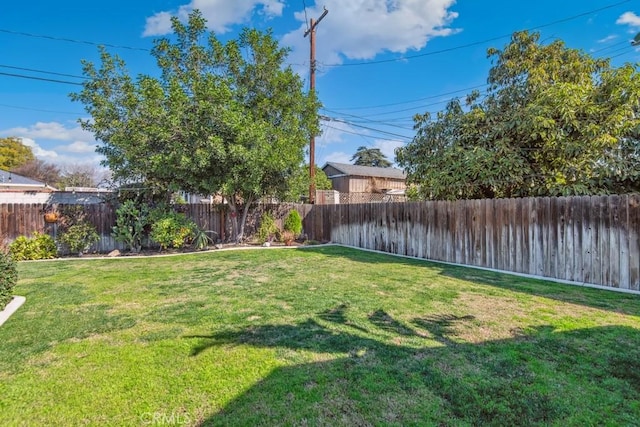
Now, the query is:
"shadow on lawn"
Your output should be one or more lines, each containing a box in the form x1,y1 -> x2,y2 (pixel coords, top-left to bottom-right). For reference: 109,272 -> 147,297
189,305 -> 640,426
301,246 -> 640,316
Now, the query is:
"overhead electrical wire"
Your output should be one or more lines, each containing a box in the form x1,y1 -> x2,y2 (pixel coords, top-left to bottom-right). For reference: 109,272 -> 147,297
0,28 -> 150,51
0,71 -> 82,85
0,64 -> 87,80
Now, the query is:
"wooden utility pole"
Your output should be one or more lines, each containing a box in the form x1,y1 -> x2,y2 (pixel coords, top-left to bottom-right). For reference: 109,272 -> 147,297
304,7 -> 328,204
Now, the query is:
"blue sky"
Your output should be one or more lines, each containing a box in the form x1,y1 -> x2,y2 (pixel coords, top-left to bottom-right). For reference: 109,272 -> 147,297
1,0 -> 639,171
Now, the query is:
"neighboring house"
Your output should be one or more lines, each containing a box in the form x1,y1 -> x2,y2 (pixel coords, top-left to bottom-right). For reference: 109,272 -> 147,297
48,187 -> 113,205
0,169 -> 57,203
321,162 -> 407,194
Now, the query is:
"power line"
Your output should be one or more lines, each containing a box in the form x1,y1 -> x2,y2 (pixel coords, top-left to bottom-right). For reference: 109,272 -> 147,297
327,83 -> 490,111
0,71 -> 82,86
323,117 -> 413,140
0,64 -> 87,80
322,124 -> 409,143
0,28 -> 150,51
322,108 -> 416,131
321,0 -> 632,67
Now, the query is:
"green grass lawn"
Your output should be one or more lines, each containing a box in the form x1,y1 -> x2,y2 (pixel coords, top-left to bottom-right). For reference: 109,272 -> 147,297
1,245 -> 640,426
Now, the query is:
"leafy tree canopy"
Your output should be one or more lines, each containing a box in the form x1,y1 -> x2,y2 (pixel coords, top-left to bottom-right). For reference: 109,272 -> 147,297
280,164 -> 332,202
0,137 -> 35,170
351,146 -> 392,168
396,31 -> 640,200
71,10 -> 320,241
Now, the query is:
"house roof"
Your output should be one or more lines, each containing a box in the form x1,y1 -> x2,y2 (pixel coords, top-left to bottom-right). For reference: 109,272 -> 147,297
321,162 -> 406,180
0,168 -> 48,186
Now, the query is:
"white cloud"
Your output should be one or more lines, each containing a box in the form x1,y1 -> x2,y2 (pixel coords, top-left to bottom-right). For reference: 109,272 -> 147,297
58,141 -> 97,154
597,34 -> 618,44
19,137 -> 59,160
0,122 -> 101,168
282,0 -> 459,71
143,0 -> 285,36
142,12 -> 174,37
2,122 -> 93,142
617,11 -> 640,28
322,151 -> 352,165
372,139 -> 405,164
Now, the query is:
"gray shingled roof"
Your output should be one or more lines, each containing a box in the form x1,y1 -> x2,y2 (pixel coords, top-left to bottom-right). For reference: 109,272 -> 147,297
0,169 -> 48,186
322,162 -> 406,180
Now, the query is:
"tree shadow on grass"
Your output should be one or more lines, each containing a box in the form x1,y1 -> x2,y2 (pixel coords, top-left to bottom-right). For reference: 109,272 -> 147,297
300,246 -> 640,316
187,305 -> 640,426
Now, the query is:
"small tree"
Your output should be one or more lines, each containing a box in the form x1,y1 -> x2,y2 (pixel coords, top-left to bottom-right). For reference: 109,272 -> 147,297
283,210 -> 303,237
112,200 -> 149,253
59,222 -> 100,255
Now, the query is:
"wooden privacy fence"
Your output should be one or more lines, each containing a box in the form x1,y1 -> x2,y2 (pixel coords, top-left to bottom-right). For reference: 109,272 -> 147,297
0,203 -> 227,252
302,195 -> 640,292
0,202 -> 310,252
3,196 -> 639,291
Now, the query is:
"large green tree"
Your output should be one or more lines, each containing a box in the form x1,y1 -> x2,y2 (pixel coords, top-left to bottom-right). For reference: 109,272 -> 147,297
351,146 -> 392,167
0,137 -> 35,170
280,164 -> 332,202
71,10 -> 320,241
397,31 -> 640,200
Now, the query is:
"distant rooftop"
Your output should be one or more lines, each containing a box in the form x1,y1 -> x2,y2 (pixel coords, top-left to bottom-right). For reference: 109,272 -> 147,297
0,168 -> 48,186
322,162 -> 406,180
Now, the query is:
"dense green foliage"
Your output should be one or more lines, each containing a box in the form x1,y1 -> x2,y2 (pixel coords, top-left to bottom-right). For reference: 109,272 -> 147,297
0,252 -> 17,310
112,200 -> 149,252
71,10 -> 320,242
281,165 -> 332,202
58,222 -> 100,255
9,232 -> 57,261
256,212 -> 279,244
351,146 -> 392,167
149,211 -> 196,250
283,210 -> 303,236
397,31 -> 640,200
0,137 -> 34,171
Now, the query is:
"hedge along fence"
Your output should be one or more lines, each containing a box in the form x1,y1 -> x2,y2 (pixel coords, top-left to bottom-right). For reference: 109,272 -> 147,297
0,202 -> 311,252
302,195 -> 640,292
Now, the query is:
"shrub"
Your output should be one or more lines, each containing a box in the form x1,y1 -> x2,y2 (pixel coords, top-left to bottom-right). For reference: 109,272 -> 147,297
0,252 -> 17,310
257,212 -> 280,244
58,222 -> 100,255
283,210 -> 303,237
150,211 -> 196,250
9,232 -> 57,261
112,200 -> 149,253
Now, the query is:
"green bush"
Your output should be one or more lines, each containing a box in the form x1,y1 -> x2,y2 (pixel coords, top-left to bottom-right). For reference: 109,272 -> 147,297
0,252 -> 17,310
150,211 -> 196,250
9,232 -> 57,261
58,222 -> 100,255
283,210 -> 303,237
112,200 -> 149,253
257,212 -> 280,244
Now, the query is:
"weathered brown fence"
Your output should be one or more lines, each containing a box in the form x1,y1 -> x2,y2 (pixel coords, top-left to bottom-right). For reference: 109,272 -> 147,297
0,202 -> 310,252
3,196 -> 639,291
302,195 -> 640,292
